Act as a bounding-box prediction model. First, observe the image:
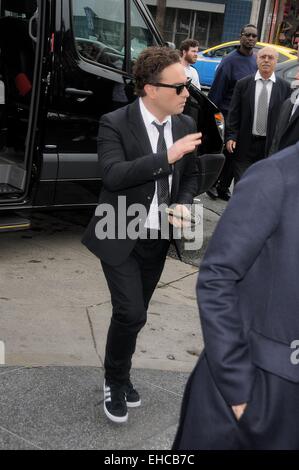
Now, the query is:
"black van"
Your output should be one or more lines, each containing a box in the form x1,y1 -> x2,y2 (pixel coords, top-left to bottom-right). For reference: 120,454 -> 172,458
0,0 -> 223,231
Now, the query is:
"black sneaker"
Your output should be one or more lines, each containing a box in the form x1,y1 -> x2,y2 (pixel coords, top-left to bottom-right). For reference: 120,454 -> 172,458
125,380 -> 141,408
206,186 -> 218,200
217,188 -> 231,201
103,380 -> 128,423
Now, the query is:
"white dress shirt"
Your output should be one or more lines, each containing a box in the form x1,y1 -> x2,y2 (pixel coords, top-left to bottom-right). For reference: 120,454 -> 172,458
139,98 -> 173,230
252,71 -> 276,136
184,65 -> 201,90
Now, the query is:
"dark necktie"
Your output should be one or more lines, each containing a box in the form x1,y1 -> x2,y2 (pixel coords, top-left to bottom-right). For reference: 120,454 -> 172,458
152,121 -> 170,207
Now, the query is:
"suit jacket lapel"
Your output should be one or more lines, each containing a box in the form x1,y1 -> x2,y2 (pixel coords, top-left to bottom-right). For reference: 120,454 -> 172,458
127,99 -> 153,156
275,99 -> 295,142
170,116 -> 186,200
268,79 -> 278,114
288,101 -> 299,126
249,78 -> 256,119
171,115 -> 186,144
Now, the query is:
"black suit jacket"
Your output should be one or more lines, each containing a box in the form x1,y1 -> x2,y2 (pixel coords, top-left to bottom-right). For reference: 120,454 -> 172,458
226,74 -> 291,159
269,97 -> 299,155
82,100 -> 199,266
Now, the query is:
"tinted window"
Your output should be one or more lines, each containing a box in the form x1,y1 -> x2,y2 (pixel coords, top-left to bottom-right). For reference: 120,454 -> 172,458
130,0 -> 157,62
206,45 -> 236,58
72,0 -> 125,70
2,0 -> 37,18
215,46 -> 236,57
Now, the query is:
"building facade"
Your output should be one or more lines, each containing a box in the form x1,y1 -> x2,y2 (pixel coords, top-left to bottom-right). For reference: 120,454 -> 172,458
260,0 -> 299,47
145,0 -> 254,49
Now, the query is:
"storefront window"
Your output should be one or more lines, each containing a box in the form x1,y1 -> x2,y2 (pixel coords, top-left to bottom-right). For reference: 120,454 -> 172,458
209,13 -> 225,48
259,0 -> 299,47
194,11 -> 209,49
276,0 -> 299,49
175,9 -> 192,46
164,8 -> 176,43
146,5 -> 224,50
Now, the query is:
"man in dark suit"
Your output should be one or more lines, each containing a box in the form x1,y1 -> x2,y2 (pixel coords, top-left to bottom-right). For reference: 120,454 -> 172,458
269,93 -> 299,154
226,46 -> 291,183
82,47 -> 201,423
173,142 -> 299,450
207,24 -> 258,201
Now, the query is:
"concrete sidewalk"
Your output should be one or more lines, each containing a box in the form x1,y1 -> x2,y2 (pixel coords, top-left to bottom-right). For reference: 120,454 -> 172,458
0,366 -> 189,450
0,195 -> 225,449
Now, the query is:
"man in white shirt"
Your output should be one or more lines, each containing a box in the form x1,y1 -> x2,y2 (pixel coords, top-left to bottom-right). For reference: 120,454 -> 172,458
179,38 -> 201,90
225,46 -> 290,182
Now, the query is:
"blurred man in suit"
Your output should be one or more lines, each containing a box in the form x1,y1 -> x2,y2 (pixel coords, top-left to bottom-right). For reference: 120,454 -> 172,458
269,94 -> 299,155
270,53 -> 299,154
174,142 -> 299,450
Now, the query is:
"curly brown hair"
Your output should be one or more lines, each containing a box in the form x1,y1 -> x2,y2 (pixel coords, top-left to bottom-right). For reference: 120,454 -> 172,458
179,38 -> 199,55
133,46 -> 181,97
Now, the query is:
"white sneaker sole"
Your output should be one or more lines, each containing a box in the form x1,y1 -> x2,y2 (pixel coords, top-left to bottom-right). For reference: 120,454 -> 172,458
127,399 -> 141,408
104,401 -> 128,423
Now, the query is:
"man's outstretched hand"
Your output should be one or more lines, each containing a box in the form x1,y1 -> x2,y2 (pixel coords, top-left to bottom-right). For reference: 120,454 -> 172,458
167,133 -> 202,164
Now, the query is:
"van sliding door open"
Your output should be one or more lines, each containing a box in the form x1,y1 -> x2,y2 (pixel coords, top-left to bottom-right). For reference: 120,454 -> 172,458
0,0 -> 42,201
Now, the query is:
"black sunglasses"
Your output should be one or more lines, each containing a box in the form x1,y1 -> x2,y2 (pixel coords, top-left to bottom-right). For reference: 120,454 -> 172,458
242,33 -> 258,38
149,78 -> 192,95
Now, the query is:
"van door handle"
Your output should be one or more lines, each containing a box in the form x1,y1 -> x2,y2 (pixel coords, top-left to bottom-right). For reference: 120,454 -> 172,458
29,9 -> 38,43
65,88 -> 93,97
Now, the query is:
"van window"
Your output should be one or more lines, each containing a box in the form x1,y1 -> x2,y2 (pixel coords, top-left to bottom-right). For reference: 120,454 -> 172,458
205,45 -> 235,58
130,0 -> 158,62
72,0 -> 125,71
2,0 -> 37,19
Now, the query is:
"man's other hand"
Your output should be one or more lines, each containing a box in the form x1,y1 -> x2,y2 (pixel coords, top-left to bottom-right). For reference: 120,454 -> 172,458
167,204 -> 192,228
226,139 -> 236,153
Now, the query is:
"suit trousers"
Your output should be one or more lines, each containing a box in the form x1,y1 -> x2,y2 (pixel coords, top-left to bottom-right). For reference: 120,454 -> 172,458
173,354 -> 299,450
217,147 -> 234,192
234,136 -> 266,183
101,237 -> 170,386
215,112 -> 234,192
